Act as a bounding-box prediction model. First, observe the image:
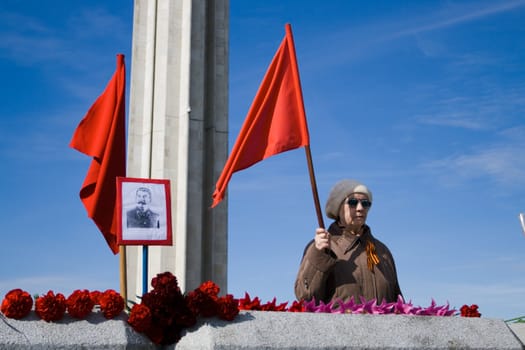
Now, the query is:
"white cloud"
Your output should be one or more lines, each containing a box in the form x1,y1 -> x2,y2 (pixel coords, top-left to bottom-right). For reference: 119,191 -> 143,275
423,142 -> 525,186
413,79 -> 525,131
384,0 -> 525,40
416,111 -> 489,130
0,6 -> 129,69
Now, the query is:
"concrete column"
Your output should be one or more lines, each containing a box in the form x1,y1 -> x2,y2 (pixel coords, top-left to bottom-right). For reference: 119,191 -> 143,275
126,0 -> 229,299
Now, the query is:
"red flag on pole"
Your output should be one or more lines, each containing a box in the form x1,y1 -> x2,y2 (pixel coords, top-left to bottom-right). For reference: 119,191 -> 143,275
211,24 -> 310,207
70,54 -> 126,254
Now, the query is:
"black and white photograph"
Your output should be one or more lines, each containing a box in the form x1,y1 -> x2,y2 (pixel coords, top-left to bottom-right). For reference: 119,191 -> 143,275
117,177 -> 172,246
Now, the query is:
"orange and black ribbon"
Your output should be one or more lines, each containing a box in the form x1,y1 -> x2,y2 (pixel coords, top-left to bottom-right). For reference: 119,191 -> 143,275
366,240 -> 380,272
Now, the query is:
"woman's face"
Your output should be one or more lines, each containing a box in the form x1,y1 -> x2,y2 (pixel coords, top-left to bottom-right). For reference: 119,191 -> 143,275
338,192 -> 371,230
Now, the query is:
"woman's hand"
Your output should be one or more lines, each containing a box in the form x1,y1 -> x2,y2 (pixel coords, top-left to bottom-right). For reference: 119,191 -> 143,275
314,228 -> 330,251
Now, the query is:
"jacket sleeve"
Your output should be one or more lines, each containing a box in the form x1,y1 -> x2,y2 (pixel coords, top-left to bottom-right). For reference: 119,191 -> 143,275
294,241 -> 337,302
377,240 -> 403,299
390,252 -> 403,298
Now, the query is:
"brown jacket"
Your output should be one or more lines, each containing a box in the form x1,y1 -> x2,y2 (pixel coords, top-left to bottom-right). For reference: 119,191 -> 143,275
294,222 -> 402,304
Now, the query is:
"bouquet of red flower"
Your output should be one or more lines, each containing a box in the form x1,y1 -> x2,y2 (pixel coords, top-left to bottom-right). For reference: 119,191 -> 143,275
127,272 -> 240,345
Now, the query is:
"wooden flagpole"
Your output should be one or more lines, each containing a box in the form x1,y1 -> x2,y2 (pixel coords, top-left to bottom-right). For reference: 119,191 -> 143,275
304,145 -> 325,229
283,24 -> 324,229
119,169 -> 128,306
119,246 -> 128,306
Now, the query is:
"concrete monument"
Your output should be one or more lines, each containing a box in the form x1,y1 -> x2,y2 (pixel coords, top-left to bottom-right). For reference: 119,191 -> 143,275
125,0 -> 229,299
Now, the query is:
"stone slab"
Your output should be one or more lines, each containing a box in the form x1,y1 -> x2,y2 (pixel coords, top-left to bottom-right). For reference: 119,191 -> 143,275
508,323 -> 525,346
0,313 -> 153,349
175,311 -> 525,350
1,311 -> 524,349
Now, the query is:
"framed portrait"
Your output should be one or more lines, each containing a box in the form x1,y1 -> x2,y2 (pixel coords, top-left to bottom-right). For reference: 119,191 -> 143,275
116,177 -> 173,246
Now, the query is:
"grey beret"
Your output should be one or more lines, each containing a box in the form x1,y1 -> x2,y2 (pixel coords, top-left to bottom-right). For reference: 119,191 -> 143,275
325,179 -> 373,219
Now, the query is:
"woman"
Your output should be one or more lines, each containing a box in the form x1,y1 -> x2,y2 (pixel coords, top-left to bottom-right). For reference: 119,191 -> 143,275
294,179 -> 402,304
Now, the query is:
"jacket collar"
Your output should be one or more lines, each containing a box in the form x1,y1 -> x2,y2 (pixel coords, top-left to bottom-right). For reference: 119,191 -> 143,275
328,222 -> 374,254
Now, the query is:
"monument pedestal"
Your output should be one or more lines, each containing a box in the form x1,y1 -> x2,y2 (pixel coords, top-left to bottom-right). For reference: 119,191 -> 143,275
1,311 -> 523,349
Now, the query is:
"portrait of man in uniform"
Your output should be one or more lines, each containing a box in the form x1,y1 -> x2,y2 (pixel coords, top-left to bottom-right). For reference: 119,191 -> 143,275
126,187 -> 160,228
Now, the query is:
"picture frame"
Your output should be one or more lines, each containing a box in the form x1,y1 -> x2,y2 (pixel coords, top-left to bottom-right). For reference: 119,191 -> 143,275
116,177 -> 173,246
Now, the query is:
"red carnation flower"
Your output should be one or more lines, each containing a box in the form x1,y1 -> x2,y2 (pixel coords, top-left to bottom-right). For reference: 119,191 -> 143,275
186,289 -> 218,318
151,272 -> 180,294
460,304 -> 481,317
90,290 -> 102,305
99,289 -> 125,319
216,294 -> 239,321
198,281 -> 220,297
128,303 -> 152,333
1,289 -> 33,319
67,289 -> 95,319
184,280 -> 222,318
35,291 -> 66,322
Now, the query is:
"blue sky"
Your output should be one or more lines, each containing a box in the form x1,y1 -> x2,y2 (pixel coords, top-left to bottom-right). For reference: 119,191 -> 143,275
1,1 -> 524,320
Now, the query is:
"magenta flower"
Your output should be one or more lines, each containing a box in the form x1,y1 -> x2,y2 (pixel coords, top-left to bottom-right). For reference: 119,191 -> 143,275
392,295 -> 416,314
336,297 -> 357,314
300,295 -> 457,316
303,298 -> 333,313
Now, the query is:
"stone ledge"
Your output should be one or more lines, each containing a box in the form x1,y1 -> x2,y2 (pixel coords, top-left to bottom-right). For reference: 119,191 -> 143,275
0,313 -> 152,349
1,311 -> 524,349
175,311 -> 525,350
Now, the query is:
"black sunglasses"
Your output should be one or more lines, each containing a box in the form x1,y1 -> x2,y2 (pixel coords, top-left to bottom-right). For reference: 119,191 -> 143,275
347,198 -> 372,209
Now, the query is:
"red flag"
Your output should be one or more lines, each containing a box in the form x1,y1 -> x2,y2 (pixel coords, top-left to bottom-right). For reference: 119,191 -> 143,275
211,24 -> 310,207
70,54 -> 126,254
